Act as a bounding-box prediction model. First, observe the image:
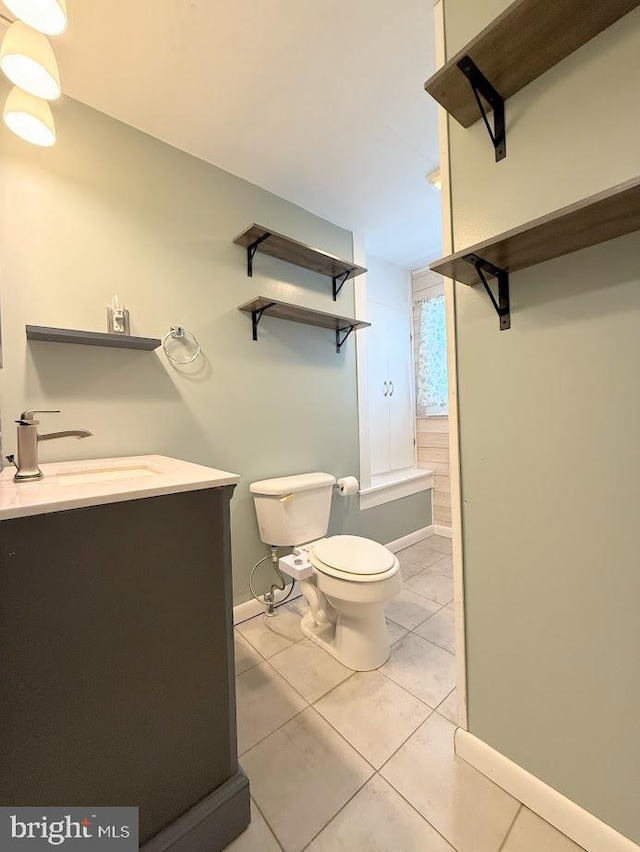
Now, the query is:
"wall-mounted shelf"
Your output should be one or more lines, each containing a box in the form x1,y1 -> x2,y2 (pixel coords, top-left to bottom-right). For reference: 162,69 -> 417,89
238,296 -> 370,353
424,0 -> 640,161
26,325 -> 161,350
233,224 -> 367,300
430,177 -> 640,329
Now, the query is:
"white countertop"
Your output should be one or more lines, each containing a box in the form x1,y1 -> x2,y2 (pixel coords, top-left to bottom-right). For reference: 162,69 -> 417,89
0,455 -> 240,521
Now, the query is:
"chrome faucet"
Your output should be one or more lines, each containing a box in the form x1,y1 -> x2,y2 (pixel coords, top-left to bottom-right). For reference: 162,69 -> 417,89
14,410 -> 93,482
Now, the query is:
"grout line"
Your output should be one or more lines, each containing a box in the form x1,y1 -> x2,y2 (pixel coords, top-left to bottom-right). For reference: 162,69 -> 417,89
376,770 -> 461,851
238,700 -> 309,759
311,676 -> 432,773
497,804 -> 523,852
248,795 -> 286,852
299,773 -> 374,851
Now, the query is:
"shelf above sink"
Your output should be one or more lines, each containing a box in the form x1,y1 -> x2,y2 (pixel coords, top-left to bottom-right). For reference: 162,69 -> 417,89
26,325 -> 161,351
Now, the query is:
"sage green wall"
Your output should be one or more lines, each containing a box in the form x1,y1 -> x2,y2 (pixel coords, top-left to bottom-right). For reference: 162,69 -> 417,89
445,2 -> 640,842
0,84 -> 431,605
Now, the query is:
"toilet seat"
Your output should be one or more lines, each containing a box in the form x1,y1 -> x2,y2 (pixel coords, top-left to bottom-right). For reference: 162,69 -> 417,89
310,535 -> 399,583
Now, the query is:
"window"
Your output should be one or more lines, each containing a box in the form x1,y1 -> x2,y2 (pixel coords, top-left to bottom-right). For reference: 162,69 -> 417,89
416,292 -> 448,416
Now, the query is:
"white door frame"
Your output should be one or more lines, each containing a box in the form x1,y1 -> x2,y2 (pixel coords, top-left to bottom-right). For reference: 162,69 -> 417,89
434,0 -> 468,730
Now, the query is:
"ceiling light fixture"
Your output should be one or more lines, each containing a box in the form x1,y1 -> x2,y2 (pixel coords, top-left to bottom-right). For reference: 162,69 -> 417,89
3,84 -> 56,145
426,168 -> 442,190
0,21 -> 60,99
2,0 -> 67,36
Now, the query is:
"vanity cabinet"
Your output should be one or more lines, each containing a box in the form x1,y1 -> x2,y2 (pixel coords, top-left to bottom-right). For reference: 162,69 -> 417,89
0,473 -> 248,850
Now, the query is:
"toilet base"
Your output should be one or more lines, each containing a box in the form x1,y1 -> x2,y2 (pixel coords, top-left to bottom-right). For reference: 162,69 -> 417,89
300,605 -> 391,671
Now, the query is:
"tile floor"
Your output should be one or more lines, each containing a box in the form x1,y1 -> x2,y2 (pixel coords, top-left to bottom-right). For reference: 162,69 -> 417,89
229,536 -> 584,852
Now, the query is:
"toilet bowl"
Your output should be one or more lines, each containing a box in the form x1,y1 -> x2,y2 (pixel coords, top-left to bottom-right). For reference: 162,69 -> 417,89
299,535 -> 402,670
250,472 -> 402,672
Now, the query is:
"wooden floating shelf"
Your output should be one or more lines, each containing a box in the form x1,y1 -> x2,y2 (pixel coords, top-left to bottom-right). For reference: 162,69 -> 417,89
238,296 -> 370,353
26,326 -> 161,351
430,177 -> 640,328
431,177 -> 640,284
424,0 -> 639,158
233,224 -> 367,299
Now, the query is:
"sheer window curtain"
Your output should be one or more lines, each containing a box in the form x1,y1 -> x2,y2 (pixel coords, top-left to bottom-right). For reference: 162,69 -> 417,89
416,293 -> 448,416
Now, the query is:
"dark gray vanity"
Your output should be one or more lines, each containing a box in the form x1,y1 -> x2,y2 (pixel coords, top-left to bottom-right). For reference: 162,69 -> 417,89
0,456 -> 248,850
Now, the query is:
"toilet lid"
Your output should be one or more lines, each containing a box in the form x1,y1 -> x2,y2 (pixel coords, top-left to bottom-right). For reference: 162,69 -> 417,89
312,535 -> 395,576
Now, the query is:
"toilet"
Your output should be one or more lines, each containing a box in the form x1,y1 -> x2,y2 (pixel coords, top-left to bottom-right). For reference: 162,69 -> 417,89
250,472 -> 402,671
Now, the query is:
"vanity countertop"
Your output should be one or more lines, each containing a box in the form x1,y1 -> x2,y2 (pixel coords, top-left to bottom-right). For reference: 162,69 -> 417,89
0,455 -> 240,520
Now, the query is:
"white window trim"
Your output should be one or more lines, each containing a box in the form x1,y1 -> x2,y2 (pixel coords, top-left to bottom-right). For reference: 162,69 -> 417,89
359,468 -> 434,510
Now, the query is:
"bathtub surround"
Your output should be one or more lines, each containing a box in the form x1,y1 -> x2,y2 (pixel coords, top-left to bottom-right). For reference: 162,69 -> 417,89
441,0 -> 640,846
0,80 -> 430,605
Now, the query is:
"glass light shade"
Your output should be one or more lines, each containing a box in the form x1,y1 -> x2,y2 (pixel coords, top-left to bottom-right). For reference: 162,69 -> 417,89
0,21 -> 61,99
3,85 -> 56,146
2,0 -> 67,36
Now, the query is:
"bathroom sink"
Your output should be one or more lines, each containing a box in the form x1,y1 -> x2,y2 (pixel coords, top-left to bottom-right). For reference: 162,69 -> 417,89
0,455 -> 240,521
55,462 -> 161,486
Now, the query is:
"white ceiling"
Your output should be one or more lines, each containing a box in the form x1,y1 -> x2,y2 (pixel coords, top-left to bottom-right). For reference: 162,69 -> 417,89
4,0 -> 443,268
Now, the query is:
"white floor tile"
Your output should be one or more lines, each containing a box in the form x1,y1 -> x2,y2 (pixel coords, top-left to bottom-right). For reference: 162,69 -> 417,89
414,606 -> 456,654
385,588 -> 442,630
399,541 -> 451,569
398,555 -> 428,580
269,639 -> 352,702
241,707 -> 373,852
405,568 -> 453,605
235,661 -> 307,755
386,617 -> 409,645
314,670 -> 431,769
436,690 -> 459,726
502,807 -> 585,852
307,774 -> 455,851
381,633 -> 456,708
234,632 -> 263,675
429,555 -> 453,577
381,713 -> 519,852
236,608 -> 303,659
226,798 -> 281,852
428,535 -> 453,554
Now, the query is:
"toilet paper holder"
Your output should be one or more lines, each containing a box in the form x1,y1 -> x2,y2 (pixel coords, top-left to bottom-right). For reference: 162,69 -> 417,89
335,476 -> 359,497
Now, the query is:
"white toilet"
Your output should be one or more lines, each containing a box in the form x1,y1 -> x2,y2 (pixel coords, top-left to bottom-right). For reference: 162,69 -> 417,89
250,472 -> 402,671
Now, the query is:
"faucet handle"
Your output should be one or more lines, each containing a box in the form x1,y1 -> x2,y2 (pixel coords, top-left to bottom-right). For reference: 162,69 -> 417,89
18,409 -> 61,425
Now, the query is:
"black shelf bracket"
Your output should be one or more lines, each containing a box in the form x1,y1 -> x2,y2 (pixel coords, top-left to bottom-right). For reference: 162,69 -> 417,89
246,232 -> 272,277
457,56 -> 506,162
332,269 -> 352,301
251,302 -> 276,340
463,254 -> 510,330
336,324 -> 356,353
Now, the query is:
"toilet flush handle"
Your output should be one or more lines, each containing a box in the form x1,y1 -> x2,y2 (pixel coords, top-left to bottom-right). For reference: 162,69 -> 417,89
279,493 -> 294,503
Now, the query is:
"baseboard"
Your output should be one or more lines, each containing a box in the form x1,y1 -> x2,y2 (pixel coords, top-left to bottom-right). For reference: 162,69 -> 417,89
141,770 -> 250,852
455,729 -> 639,852
233,582 -> 301,625
433,524 -> 453,538
385,525 -> 434,552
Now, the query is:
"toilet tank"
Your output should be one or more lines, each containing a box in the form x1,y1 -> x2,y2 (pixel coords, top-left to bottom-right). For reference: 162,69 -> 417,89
250,472 -> 336,547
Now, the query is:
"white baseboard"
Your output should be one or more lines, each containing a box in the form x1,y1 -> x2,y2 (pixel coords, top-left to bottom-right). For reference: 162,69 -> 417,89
433,524 -> 453,538
385,525 -> 434,553
455,729 -> 639,852
233,582 -> 301,625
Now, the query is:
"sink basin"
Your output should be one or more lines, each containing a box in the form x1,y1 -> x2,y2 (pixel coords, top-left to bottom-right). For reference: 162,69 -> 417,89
55,462 -> 161,486
0,454 -> 240,521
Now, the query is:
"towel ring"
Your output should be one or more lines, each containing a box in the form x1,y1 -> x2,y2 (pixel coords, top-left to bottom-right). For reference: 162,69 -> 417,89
162,326 -> 201,364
